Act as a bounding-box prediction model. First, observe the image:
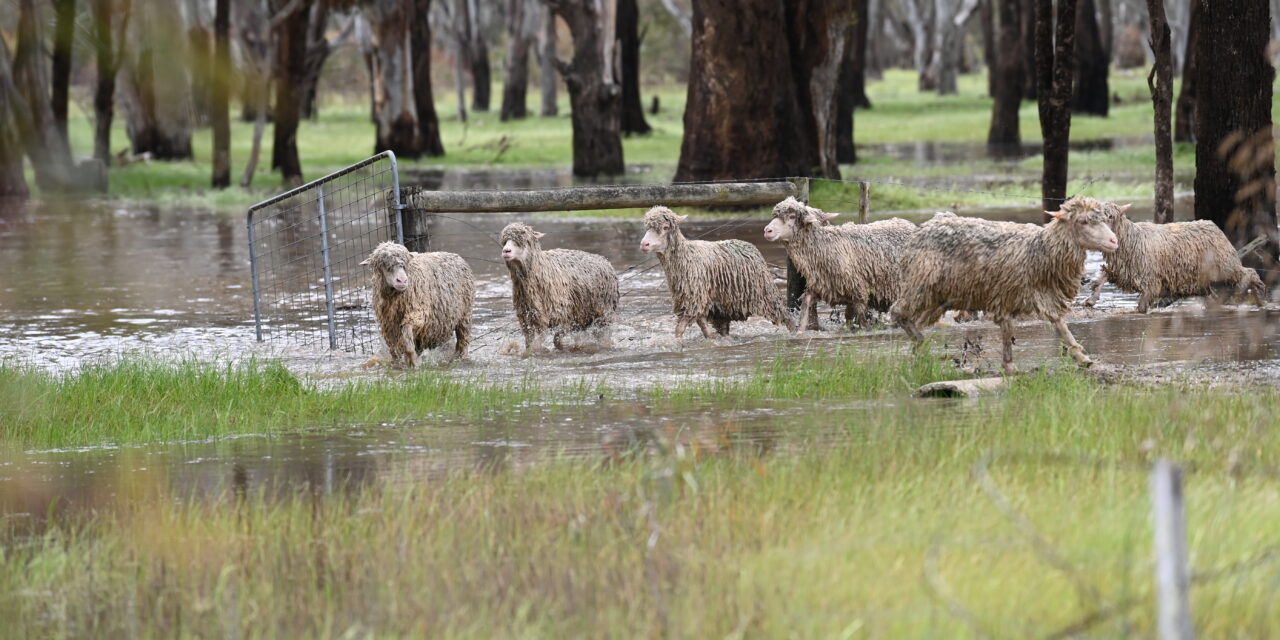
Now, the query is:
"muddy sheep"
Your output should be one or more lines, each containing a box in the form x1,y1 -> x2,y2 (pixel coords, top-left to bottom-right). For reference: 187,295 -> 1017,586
640,206 -> 795,338
1082,204 -> 1266,312
361,242 -> 474,366
890,197 -> 1119,373
500,222 -> 619,355
764,197 -> 916,332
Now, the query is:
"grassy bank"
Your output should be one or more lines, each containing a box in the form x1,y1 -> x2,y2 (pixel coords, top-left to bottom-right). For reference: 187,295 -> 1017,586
45,68 -> 1258,211
5,371 -> 1280,636
0,347 -> 957,448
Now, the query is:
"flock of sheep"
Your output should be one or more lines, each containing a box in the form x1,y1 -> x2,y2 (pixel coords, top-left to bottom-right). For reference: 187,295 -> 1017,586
360,196 -> 1267,373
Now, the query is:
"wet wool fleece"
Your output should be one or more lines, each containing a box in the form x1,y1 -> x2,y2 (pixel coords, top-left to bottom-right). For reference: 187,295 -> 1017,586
500,223 -> 619,339
367,242 -> 474,360
771,197 -> 916,316
891,197 -> 1112,327
1100,208 -> 1265,303
644,206 -> 794,332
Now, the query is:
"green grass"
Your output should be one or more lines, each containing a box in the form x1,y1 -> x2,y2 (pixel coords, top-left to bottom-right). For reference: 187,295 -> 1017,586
5,369 -> 1280,637
46,67 -> 1277,212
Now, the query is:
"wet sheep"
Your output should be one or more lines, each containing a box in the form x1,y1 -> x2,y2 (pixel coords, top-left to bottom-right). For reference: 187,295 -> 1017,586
1083,204 -> 1266,312
764,197 -> 916,332
640,206 -> 795,338
361,242 -> 474,366
500,222 -> 620,355
890,197 -> 1120,373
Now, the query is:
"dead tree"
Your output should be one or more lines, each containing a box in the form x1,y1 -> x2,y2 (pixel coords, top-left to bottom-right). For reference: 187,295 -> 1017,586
1036,0 -> 1079,219
1145,0 -> 1173,223
300,8 -> 357,120
368,0 -> 426,157
91,0 -> 132,164
270,0 -> 311,187
928,0 -> 981,95
542,0 -> 625,177
538,5 -> 558,116
1193,0 -> 1277,265
500,0 -> 534,121
412,0 -> 446,156
1071,0 -> 1109,116
988,0 -> 1026,151
617,0 -> 650,135
212,0 -> 231,188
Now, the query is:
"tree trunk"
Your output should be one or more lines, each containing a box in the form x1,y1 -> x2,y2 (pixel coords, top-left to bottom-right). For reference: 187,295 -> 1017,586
546,0 -> 625,177
52,0 -> 76,139
1036,0 -> 1079,219
617,0 -> 650,135
413,0 -> 446,156
188,25 -> 212,127
837,0 -> 871,165
988,0 -> 1025,151
1021,0 -> 1037,100
539,6 -> 558,116
788,0 -> 853,179
906,0 -> 936,90
1173,0 -> 1197,143
501,0 -> 533,121
1071,0 -> 1108,116
0,36 -> 31,199
120,0 -> 194,160
211,0 -> 231,188
92,0 -> 129,164
981,0 -> 996,96
866,0 -> 885,78
370,0 -> 424,157
298,7 -> 339,120
271,0 -> 308,187
1194,0 -> 1277,263
14,0 -> 77,191
1145,0 -> 1173,223
469,0 -> 492,111
850,0 -> 872,108
930,0 -> 980,95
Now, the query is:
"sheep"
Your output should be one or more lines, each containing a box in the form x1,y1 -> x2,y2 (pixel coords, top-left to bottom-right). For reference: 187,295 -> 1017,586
763,197 -> 916,332
890,197 -> 1120,374
1082,204 -> 1266,312
639,206 -> 795,338
500,222 -> 620,355
360,242 -> 474,366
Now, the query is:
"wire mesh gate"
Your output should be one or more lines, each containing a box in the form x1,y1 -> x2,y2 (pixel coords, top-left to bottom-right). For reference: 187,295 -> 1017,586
247,151 -> 403,354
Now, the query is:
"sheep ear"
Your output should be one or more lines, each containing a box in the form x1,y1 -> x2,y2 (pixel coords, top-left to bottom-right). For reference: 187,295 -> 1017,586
676,214 -> 688,222
1117,204 -> 1132,215
534,232 -> 545,239
359,258 -> 371,266
819,211 -> 839,222
1046,210 -> 1062,219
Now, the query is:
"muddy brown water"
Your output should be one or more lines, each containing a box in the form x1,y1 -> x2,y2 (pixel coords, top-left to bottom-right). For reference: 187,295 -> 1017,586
2,174 -> 1278,526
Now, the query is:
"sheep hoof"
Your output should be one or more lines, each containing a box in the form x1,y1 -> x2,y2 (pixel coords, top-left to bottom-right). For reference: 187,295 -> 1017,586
1077,357 -> 1094,369
1002,363 -> 1018,375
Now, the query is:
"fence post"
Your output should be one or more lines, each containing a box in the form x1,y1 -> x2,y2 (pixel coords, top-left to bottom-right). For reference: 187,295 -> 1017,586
786,177 -> 810,311
859,181 -> 870,224
1151,459 -> 1193,640
316,185 -> 339,350
247,214 -> 263,342
387,150 -> 405,245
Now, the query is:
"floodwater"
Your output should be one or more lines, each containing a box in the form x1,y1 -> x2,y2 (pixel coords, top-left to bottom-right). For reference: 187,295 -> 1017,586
2,167 -> 1278,526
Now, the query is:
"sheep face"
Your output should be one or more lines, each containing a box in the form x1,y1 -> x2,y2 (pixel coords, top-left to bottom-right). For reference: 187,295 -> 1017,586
500,223 -> 544,265
1099,202 -> 1134,229
1049,198 -> 1120,252
641,206 -> 686,254
361,242 -> 412,292
764,197 -> 833,241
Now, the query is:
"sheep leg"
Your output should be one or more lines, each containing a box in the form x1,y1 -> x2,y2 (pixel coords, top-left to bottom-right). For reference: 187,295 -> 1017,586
1135,291 -> 1154,314
1051,317 -> 1092,368
400,325 -> 419,368
1084,272 -> 1107,307
796,293 -> 813,334
998,318 -> 1017,375
711,317 -> 731,336
674,316 -> 692,340
806,296 -> 821,331
553,331 -> 566,351
454,321 -> 470,358
522,327 -> 545,356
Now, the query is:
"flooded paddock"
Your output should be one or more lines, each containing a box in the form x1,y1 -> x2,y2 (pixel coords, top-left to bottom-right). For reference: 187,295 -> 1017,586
2,182 -> 1278,527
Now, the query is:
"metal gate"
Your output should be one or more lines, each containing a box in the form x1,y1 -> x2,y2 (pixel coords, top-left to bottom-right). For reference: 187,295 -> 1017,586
247,151 -> 403,353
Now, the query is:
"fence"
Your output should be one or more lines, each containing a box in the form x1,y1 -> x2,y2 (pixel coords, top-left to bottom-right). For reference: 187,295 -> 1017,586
247,151 -> 404,353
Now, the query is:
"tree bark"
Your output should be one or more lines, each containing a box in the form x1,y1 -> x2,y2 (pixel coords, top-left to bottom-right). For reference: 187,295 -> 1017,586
788,0 -> 853,179
92,0 -> 130,164
14,0 -> 77,191
987,0 -> 1025,151
298,6 -> 345,120
0,35 -> 32,199
188,25 -> 213,127
1036,0 -> 1079,219
369,0 -> 424,158
1145,0 -> 1173,223
538,6 -> 558,116
850,0 -> 872,108
617,0 -> 651,135
1193,0 -> 1277,263
981,0 -> 996,96
1071,0 -> 1108,116
544,0 -> 625,177
52,0 -> 76,139
468,0 -> 492,111
930,0 -> 981,95
211,0 -> 231,188
1173,0 -> 1198,143
905,0 -> 936,91
837,0 -> 871,164
271,0 -> 308,187
501,0 -> 533,121
120,0 -> 194,160
1021,0 -> 1037,100
413,0 -> 446,156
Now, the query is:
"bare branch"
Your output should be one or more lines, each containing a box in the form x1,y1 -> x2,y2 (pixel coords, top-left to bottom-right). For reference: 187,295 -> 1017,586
268,0 -> 304,31
658,0 -> 690,36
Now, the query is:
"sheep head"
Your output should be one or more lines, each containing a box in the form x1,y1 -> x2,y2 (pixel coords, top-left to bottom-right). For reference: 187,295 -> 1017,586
764,197 -> 835,242
641,206 -> 687,254
361,242 -> 413,292
1047,197 -> 1120,253
500,222 -> 544,265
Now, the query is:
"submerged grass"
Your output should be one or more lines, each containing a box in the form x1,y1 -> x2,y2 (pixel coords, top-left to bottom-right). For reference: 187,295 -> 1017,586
5,369 -> 1280,637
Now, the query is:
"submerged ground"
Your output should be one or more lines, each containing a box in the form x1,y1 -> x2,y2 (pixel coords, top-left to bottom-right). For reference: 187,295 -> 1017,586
4,69 -> 1280,636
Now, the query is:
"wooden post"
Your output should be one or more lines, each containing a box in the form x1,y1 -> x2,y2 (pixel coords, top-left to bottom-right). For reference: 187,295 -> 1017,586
858,181 -> 870,224
786,177 -> 811,311
1151,459 -> 1193,640
400,180 -> 800,213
